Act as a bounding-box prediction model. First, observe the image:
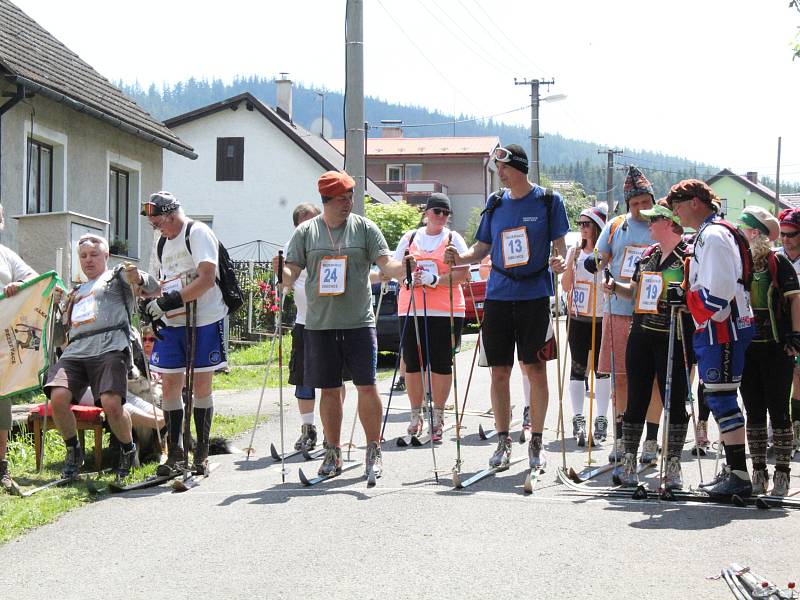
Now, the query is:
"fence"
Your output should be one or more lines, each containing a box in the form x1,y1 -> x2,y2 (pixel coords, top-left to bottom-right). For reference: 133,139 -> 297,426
230,260 -> 296,343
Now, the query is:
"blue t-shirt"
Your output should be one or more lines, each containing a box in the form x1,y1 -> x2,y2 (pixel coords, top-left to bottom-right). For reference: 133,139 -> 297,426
475,186 -> 569,301
596,213 -> 654,316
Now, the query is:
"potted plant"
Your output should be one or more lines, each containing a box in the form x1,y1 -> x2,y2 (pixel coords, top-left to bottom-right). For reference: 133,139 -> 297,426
109,238 -> 129,255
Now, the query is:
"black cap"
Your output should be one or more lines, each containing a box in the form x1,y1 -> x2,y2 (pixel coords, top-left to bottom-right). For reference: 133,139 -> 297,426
504,144 -> 529,174
425,193 -> 451,212
141,191 -> 180,216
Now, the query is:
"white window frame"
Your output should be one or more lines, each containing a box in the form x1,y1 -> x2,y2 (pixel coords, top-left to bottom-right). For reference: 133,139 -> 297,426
22,122 -> 67,214
386,164 -> 404,181
106,151 -> 142,259
404,163 -> 423,181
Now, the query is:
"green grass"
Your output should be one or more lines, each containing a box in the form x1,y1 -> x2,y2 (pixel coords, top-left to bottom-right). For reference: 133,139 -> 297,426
0,414 -> 265,545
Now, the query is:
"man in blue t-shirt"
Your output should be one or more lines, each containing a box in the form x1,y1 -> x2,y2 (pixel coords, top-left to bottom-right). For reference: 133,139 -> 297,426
446,144 -> 568,471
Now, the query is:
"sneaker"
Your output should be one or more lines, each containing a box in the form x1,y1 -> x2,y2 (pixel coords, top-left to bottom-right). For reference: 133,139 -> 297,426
156,445 -> 185,477
751,468 -> 769,495
771,470 -> 790,497
318,443 -> 342,477
695,420 -> 710,449
61,444 -> 85,480
573,414 -> 587,447
699,464 -> 730,489
365,441 -> 383,481
528,435 -> 546,470
664,457 -> 683,490
407,408 -> 424,437
594,416 -> 608,443
0,459 -> 18,494
431,408 -> 444,443
391,377 -> 406,393
294,424 -> 318,451
612,453 -> 639,487
705,468 -> 753,499
608,438 -> 625,464
489,436 -> 512,469
522,406 -> 531,430
640,439 -> 659,464
117,443 -> 140,479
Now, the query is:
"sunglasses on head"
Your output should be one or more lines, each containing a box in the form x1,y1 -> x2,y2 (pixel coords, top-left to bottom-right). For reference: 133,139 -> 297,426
431,208 -> 450,216
780,230 -> 800,239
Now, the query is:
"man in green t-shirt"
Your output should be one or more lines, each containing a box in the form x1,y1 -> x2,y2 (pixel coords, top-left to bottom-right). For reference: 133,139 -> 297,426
278,171 -> 408,486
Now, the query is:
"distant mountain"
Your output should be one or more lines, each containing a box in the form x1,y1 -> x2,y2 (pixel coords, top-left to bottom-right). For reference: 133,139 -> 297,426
119,76 -> 799,201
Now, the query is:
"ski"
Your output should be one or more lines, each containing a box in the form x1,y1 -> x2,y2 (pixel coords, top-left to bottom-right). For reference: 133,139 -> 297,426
637,461 -> 656,475
398,423 -> 456,447
270,443 -> 323,462
298,461 -> 363,486
754,493 -> 800,510
452,456 -> 526,490
721,566 -> 751,600
20,469 -> 111,498
109,470 -> 182,494
172,462 -> 220,493
522,466 -> 545,494
300,447 -> 328,461
568,462 -> 614,483
478,418 -> 522,441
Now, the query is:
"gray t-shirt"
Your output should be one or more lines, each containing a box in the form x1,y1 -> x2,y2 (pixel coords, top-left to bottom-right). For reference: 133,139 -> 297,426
286,213 -> 390,330
63,268 -> 159,359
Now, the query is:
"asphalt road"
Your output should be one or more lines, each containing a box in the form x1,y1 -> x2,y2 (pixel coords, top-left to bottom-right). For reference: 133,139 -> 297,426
5,326 -> 799,599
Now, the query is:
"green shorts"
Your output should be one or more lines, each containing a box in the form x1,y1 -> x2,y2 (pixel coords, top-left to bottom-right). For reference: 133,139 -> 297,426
0,396 -> 11,431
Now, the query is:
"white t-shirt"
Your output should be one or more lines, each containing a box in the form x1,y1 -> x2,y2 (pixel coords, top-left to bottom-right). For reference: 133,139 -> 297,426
284,241 -> 308,325
0,244 -> 36,287
156,220 -> 227,328
393,228 -> 468,261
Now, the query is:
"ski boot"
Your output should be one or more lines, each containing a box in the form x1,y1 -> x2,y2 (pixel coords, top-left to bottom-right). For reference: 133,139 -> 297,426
318,442 -> 342,477
489,436 -> 512,469
573,414 -> 587,447
0,459 -> 19,495
61,444 -> 85,480
663,457 -> 683,490
116,443 -> 139,480
704,468 -> 753,499
771,470 -> 790,497
294,424 -> 318,451
593,416 -> 608,443
407,407 -> 424,437
365,441 -> 383,485
640,439 -> 659,464
608,438 -> 625,464
192,406 -> 214,476
612,453 -> 639,487
391,376 -> 406,392
431,408 -> 445,443
156,445 -> 185,477
699,464 -> 730,489
522,406 -> 531,431
528,434 -> 546,470
751,468 -> 769,495
793,420 -> 800,455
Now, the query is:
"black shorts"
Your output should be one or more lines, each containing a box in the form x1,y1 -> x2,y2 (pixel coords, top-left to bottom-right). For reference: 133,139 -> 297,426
400,316 -> 463,375
481,298 -> 555,366
303,327 -> 377,389
288,323 -> 306,386
44,350 -> 129,406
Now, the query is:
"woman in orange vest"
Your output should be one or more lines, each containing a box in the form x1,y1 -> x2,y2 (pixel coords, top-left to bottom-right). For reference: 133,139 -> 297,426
394,194 -> 469,441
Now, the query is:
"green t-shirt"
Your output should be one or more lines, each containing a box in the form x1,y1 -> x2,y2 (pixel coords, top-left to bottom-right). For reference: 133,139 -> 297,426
286,213 -> 390,330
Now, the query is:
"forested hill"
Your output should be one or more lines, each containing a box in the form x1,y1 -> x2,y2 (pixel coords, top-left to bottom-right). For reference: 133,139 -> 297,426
118,76 -> 796,201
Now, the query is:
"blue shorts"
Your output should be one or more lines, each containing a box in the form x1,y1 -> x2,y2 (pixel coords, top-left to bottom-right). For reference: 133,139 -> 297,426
150,319 -> 228,374
693,337 -> 749,391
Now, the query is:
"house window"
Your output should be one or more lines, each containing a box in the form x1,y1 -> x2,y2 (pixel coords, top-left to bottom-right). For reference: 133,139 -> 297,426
26,139 -> 53,214
216,137 -> 244,181
405,164 -> 422,181
387,165 -> 403,181
109,168 -> 130,255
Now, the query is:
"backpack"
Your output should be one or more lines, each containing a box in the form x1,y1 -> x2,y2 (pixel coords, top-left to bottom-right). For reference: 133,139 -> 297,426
707,219 -> 755,289
157,221 -> 244,315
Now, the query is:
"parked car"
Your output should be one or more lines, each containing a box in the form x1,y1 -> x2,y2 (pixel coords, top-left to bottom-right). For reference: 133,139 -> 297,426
372,279 -> 400,353
462,265 -> 487,325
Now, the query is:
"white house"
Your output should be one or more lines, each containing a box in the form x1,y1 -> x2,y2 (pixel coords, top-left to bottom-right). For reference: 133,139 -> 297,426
162,84 -> 393,260
0,0 -> 195,282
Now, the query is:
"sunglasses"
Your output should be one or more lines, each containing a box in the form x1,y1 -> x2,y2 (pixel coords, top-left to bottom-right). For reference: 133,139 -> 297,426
649,216 -> 671,223
780,230 -> 800,239
430,208 -> 450,216
148,215 -> 169,229
576,221 -> 593,227
143,337 -> 156,343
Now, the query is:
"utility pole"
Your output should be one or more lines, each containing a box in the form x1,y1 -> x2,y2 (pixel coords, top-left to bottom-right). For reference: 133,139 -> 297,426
775,136 -> 782,213
597,148 -> 622,211
316,91 -> 325,138
515,77 -> 554,185
344,0 -> 365,215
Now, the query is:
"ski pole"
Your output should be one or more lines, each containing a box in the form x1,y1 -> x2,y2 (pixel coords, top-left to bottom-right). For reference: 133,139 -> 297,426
276,251 -> 287,482
676,315 -> 704,483
552,245 -> 567,471
658,305 -> 678,492
182,300 -> 197,480
587,274 -> 598,466
39,292 -> 59,473
605,268 -> 620,471
379,299 -> 413,443
447,240 -> 463,474
460,272 -> 483,419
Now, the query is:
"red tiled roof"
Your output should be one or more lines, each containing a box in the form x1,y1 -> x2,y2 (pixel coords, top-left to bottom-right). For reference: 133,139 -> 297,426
329,136 -> 500,157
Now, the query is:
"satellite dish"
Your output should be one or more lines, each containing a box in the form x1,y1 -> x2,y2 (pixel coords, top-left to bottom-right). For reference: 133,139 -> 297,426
309,117 -> 333,138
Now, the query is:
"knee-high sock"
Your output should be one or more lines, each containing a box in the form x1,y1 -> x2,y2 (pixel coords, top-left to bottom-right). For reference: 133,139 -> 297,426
773,427 -> 793,473
594,377 -> 611,420
622,421 -> 644,458
162,395 -> 184,450
569,380 -> 584,416
746,423 -> 768,470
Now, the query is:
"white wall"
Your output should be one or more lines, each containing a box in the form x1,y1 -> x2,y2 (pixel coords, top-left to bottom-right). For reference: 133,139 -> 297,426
163,108 -> 327,259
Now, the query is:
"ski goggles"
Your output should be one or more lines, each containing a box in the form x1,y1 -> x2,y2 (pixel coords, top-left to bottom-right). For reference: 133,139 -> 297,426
493,147 -> 515,163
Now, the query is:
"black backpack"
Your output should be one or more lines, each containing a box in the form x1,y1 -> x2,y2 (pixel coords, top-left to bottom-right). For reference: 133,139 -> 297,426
156,220 -> 244,315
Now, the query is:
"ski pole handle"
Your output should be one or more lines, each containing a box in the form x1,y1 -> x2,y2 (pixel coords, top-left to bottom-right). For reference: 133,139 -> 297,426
405,250 -> 412,290
277,250 -> 284,285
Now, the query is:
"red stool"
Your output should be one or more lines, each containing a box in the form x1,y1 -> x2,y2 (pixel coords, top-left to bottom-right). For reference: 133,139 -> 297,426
29,404 -> 105,472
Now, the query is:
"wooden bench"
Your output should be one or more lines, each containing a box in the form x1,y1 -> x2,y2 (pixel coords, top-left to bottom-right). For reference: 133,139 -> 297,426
28,404 -> 105,472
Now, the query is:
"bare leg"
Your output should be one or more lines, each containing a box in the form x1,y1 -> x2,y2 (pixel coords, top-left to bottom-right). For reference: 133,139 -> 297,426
320,387 -> 343,446
521,362 -> 549,432
50,387 -> 77,440
357,384 -> 382,444
405,371 -> 424,410
430,372 -> 452,410
100,392 -> 132,444
0,429 -> 7,461
489,366 -> 512,432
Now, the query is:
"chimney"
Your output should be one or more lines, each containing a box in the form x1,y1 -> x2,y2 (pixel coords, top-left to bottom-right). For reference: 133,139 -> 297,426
746,171 -> 758,184
276,73 -> 292,122
380,119 -> 403,138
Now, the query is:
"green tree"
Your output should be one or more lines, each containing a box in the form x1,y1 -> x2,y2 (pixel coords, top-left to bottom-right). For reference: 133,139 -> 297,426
792,1 -> 800,60
463,206 -> 483,244
365,200 -> 422,250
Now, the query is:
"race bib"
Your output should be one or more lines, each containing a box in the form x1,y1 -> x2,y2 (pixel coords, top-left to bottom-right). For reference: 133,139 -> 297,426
635,272 -> 663,314
572,280 -> 592,317
160,275 -> 186,319
501,227 -> 530,268
71,293 -> 97,326
620,245 -> 647,280
416,259 -> 439,279
319,256 -> 347,296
